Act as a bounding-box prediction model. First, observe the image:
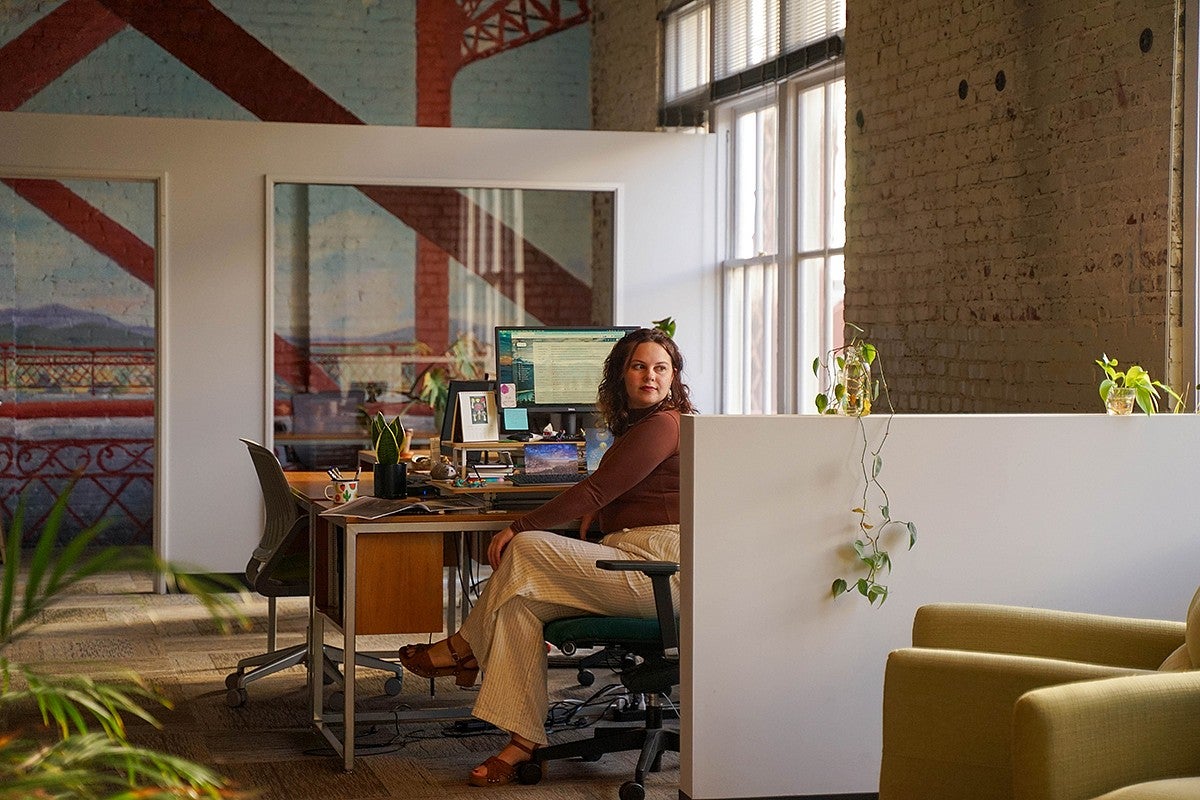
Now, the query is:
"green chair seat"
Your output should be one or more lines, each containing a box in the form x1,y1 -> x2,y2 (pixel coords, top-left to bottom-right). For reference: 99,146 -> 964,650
544,615 -> 664,652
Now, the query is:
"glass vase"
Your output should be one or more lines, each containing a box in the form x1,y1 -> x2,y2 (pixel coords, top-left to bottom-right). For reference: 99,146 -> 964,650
839,353 -> 872,417
1105,386 -> 1137,415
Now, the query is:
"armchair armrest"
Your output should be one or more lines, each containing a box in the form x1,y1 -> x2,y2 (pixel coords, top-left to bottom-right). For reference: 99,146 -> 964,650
881,647 -> 1146,800
1013,671 -> 1200,800
597,559 -> 679,660
913,603 -> 1184,670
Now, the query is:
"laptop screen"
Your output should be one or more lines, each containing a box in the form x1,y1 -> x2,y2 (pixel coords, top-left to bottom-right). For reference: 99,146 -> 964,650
522,442 -> 581,475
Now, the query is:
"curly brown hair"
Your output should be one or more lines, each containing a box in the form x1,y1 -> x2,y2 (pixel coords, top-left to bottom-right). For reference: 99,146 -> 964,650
596,328 -> 695,436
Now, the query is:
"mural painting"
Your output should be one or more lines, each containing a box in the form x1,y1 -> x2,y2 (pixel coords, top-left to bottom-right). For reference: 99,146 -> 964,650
0,0 -> 592,544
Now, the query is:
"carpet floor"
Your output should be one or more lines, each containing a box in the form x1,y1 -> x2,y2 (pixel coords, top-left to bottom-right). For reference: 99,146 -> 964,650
3,568 -> 680,800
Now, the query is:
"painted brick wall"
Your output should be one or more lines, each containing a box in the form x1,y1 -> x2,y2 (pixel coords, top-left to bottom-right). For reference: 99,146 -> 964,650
846,0 -> 1182,412
590,0 -> 664,131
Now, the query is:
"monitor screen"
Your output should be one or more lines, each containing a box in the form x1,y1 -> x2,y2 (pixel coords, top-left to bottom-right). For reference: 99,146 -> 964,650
494,326 -> 636,417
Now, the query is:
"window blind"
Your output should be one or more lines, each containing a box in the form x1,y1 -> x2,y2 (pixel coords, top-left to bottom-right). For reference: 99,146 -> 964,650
783,0 -> 845,52
714,0 -> 780,80
662,0 -> 844,110
664,2 -> 711,102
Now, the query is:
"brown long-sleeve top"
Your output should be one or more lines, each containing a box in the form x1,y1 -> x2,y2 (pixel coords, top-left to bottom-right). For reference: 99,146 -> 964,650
509,407 -> 681,536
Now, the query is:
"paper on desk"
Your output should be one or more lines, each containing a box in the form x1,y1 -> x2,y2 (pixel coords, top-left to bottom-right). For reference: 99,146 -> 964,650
320,495 -> 481,519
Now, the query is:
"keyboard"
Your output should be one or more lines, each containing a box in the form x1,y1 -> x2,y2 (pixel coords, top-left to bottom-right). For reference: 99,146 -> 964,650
507,472 -> 586,486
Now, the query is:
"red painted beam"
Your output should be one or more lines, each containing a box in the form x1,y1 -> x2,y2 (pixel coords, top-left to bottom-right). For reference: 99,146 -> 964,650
0,0 -> 125,111
357,185 -> 591,325
94,0 -> 361,124
4,178 -> 156,287
416,0 -> 466,127
0,399 -> 153,419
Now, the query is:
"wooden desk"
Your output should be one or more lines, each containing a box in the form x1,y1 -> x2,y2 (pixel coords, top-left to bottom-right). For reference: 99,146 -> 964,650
286,472 -> 521,771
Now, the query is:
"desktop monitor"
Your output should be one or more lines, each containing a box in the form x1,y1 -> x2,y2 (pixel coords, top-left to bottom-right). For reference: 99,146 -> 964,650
494,325 -> 636,437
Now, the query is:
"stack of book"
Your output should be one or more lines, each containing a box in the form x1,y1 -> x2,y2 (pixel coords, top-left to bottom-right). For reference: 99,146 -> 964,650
465,462 -> 514,484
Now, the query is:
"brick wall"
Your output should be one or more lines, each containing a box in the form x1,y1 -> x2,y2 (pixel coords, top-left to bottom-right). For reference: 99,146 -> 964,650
846,0 -> 1183,412
590,0 -> 664,131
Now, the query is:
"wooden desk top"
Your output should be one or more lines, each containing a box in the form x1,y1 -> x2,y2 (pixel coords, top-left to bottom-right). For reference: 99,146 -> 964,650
285,471 -> 524,523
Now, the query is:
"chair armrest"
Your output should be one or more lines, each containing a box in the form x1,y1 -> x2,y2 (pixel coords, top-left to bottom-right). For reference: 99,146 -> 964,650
596,559 -> 678,576
1013,671 -> 1200,800
597,559 -> 679,659
881,647 -> 1146,800
913,603 -> 1184,670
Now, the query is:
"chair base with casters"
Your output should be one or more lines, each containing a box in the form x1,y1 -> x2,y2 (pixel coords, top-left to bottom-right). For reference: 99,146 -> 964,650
518,560 -> 680,800
224,641 -> 405,708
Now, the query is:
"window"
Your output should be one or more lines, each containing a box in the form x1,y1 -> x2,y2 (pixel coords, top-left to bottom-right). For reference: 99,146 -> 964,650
664,0 -> 845,414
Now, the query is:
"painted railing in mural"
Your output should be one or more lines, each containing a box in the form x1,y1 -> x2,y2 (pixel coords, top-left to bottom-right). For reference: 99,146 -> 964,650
0,342 -> 155,394
1,342 -> 155,547
0,435 -> 154,547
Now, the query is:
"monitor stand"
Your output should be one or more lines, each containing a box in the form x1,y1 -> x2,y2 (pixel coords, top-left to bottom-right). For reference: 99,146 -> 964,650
556,412 -> 585,443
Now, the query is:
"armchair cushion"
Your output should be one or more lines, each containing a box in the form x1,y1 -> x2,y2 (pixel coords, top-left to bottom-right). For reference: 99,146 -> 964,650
1013,671 -> 1200,800
912,604 -> 1184,670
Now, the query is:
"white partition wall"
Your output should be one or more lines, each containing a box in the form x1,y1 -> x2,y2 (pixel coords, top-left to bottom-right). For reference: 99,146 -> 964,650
680,413 -> 1200,799
0,112 -> 716,570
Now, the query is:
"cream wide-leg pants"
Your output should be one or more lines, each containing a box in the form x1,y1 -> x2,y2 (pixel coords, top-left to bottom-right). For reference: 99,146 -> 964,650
458,524 -> 680,745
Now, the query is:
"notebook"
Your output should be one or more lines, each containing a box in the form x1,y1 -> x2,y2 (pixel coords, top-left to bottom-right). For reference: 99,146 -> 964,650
521,441 -> 582,476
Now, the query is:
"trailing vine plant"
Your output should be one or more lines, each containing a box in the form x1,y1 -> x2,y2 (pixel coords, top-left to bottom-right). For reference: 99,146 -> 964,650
813,324 -> 917,606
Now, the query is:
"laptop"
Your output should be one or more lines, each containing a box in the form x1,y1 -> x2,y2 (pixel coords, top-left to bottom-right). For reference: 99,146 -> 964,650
509,441 -> 584,485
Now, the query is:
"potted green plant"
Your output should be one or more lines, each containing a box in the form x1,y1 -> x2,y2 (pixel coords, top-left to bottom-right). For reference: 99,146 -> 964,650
813,324 -> 916,606
1095,354 -> 1183,415
813,324 -> 878,416
370,411 -> 408,498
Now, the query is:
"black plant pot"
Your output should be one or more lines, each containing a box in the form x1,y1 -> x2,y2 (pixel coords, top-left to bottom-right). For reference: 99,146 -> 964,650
373,463 -> 407,499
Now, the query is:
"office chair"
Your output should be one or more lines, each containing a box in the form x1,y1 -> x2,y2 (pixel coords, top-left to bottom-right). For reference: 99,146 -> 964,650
518,560 -> 680,800
225,439 -> 405,707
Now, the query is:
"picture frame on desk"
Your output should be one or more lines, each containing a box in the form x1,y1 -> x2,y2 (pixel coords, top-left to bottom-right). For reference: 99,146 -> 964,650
440,380 -> 495,447
454,390 -> 499,443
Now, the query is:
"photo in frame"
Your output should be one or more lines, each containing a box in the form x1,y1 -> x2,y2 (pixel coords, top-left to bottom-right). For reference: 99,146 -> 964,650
455,390 -> 499,443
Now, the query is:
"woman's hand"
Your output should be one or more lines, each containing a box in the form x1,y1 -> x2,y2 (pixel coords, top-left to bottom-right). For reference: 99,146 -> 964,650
488,526 -> 517,570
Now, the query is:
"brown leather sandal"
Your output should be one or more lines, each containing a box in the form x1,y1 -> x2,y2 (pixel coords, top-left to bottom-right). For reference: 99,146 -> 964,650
397,636 -> 479,687
467,738 -> 537,787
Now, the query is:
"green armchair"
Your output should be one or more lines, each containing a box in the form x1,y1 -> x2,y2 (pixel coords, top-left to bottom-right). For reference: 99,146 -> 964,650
880,594 -> 1197,800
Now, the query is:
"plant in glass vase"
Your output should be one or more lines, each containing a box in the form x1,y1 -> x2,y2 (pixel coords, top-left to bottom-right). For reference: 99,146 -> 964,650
813,324 -> 917,606
1095,354 -> 1183,415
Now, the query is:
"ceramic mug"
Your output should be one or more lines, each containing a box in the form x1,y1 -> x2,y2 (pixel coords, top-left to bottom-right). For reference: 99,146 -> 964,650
324,479 -> 358,504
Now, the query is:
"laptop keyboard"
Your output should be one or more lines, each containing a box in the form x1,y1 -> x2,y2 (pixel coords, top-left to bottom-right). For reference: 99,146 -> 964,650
507,472 -> 586,486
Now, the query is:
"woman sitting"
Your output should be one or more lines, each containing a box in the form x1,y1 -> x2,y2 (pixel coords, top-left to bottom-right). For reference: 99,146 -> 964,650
398,327 -> 695,786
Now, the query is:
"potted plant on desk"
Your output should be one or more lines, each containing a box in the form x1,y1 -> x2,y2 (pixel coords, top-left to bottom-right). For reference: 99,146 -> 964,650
371,412 -> 408,499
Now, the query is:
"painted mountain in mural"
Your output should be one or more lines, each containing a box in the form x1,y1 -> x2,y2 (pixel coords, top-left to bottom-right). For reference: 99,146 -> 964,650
2,304 -> 155,348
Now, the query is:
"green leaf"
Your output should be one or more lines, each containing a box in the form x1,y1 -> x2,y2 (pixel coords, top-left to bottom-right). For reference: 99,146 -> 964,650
831,578 -> 848,598
880,504 -> 890,520
1099,378 -> 1113,402
834,383 -> 846,400
872,454 -> 883,477
907,521 -> 918,549
856,578 -> 870,597
1135,386 -> 1155,414
861,343 -> 877,364
812,357 -> 821,377
868,583 -> 888,605
836,356 -> 845,370
815,394 -> 829,414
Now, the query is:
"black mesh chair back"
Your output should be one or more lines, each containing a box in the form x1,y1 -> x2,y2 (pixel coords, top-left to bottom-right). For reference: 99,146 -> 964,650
239,438 -> 306,596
